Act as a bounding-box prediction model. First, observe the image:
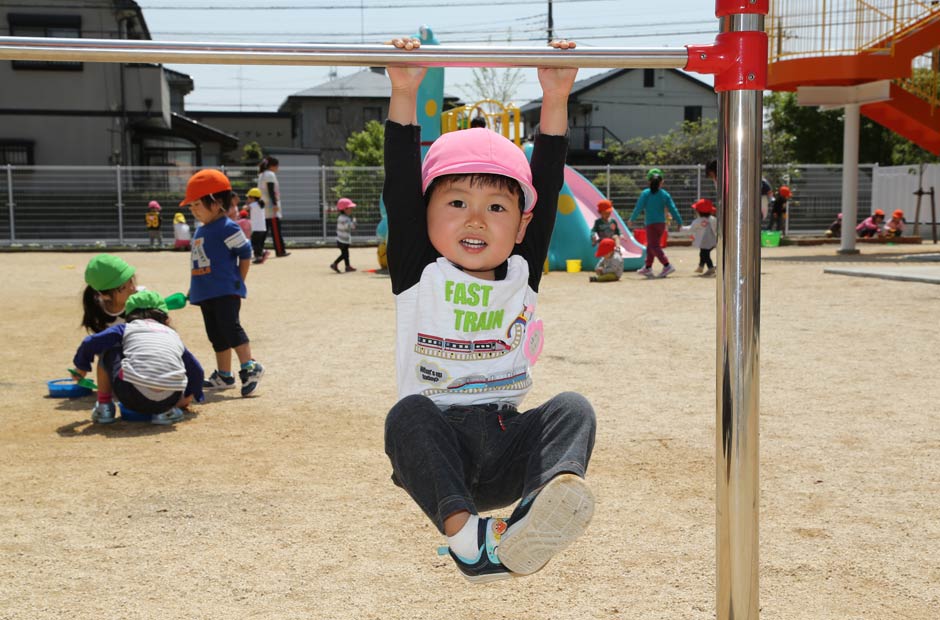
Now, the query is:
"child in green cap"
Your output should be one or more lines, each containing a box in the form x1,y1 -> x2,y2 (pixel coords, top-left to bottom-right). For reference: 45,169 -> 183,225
81,254 -> 139,334
72,289 -> 205,425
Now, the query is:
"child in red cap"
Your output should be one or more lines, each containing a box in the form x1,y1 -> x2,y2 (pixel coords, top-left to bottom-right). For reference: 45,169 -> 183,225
590,237 -> 623,282
856,209 -> 885,238
884,209 -> 906,238
181,169 -> 264,398
382,37 -> 594,584
689,198 -> 718,276
590,199 -> 622,247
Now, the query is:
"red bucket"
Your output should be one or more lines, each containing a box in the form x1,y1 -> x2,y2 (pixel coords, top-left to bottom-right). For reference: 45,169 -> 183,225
632,228 -> 668,247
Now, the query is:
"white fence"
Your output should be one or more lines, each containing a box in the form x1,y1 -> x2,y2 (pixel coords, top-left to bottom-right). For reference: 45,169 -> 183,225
872,163 -> 940,228
0,163 -> 876,246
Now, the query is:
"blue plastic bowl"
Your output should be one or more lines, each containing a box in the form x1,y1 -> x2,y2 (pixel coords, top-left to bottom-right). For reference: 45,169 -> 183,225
118,402 -> 152,422
47,378 -> 92,398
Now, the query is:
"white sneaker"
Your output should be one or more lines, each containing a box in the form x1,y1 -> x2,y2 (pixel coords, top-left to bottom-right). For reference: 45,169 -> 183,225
498,474 -> 595,576
703,267 -> 716,277
151,407 -> 184,425
694,265 -> 704,274
636,267 -> 654,277
659,264 -> 676,278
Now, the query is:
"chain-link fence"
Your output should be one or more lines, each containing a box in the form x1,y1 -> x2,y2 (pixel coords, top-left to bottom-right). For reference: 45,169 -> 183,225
0,163 -> 875,246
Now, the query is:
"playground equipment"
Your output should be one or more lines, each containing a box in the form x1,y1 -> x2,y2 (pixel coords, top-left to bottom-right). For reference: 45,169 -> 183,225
441,99 -> 523,145
0,4 -> 768,617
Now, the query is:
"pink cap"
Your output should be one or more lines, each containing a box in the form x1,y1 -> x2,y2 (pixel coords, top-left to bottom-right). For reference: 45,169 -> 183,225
421,128 -> 537,213
148,200 -> 162,211
336,197 -> 357,211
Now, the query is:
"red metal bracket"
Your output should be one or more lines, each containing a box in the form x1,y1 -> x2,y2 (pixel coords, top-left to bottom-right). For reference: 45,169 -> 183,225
685,31 -> 767,91
715,0 -> 769,17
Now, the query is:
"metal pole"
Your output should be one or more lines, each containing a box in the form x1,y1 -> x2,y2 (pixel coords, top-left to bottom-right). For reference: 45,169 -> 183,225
0,36 -> 688,69
321,166 -> 328,241
116,165 -> 124,245
6,164 -> 14,242
606,164 -> 611,198
716,12 -> 763,620
839,104 -> 861,254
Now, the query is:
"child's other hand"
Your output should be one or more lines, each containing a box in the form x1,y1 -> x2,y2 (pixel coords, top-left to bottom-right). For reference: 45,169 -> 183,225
538,40 -> 578,96
386,37 -> 427,90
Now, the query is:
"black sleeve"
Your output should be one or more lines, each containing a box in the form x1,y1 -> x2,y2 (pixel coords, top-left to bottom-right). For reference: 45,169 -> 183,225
384,120 -> 438,294
266,182 -> 277,207
515,133 -> 568,292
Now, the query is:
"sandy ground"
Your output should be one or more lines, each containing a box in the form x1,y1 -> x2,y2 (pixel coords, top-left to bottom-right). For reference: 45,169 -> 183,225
1,244 -> 938,620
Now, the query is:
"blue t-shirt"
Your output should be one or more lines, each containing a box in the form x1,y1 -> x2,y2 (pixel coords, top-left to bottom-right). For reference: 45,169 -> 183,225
629,188 -> 683,226
189,216 -> 251,304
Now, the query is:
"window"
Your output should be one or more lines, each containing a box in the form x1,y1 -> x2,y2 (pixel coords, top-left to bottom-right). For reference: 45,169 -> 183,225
327,106 -> 342,124
0,141 -> 34,165
8,14 -> 82,71
363,106 -> 383,125
643,69 -> 655,88
684,105 -> 703,123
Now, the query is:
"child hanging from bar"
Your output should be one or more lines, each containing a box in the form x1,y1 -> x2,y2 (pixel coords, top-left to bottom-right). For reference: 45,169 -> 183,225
382,37 -> 596,584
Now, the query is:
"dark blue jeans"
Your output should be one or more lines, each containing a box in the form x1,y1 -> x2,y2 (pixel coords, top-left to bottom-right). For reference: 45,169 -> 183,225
384,392 -> 596,534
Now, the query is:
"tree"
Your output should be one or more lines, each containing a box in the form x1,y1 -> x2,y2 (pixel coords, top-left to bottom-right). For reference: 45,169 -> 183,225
241,140 -> 263,165
332,120 -> 385,212
764,90 -> 938,165
459,67 -> 526,105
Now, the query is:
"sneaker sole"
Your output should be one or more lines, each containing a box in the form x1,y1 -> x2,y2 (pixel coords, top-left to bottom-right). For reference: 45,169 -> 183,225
459,570 -> 514,585
203,382 -> 236,390
498,474 -> 594,576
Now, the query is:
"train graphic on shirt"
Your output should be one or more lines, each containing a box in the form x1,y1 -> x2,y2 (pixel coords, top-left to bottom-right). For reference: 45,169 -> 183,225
420,367 -> 532,397
413,305 -> 531,361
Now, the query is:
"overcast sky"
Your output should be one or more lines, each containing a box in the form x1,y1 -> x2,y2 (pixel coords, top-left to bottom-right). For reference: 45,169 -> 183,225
137,0 -> 720,112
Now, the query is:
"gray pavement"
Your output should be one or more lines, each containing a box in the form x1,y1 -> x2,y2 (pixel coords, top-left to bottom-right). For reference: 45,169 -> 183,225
823,265 -> 940,284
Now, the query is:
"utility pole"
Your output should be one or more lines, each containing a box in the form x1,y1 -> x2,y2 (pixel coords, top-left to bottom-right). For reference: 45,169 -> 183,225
547,0 -> 554,44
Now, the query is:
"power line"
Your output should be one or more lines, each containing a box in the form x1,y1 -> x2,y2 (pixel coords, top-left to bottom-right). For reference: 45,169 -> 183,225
9,0 -> 619,9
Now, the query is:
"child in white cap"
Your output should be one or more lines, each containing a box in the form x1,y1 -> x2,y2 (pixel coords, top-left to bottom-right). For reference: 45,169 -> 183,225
382,37 -> 595,584
330,197 -> 357,273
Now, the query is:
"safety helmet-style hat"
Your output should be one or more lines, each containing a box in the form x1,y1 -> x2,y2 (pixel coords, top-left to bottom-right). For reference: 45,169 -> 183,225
336,197 -> 357,211
595,237 -> 617,257
647,168 -> 663,181
692,198 -> 716,215
422,128 -> 537,213
246,187 -> 262,199
873,208 -> 885,217
148,200 -> 162,211
124,290 -> 168,316
179,169 -> 232,206
892,209 -> 904,219
84,254 -> 136,292
597,199 -> 613,214
173,212 -> 186,224
778,186 -> 792,199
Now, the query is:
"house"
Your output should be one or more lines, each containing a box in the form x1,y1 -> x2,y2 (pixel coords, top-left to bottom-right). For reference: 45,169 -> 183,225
186,111 -> 295,166
520,68 -> 718,164
279,67 -> 461,166
0,0 -> 236,167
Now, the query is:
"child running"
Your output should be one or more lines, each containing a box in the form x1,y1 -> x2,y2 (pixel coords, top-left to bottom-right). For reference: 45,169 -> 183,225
330,197 -> 357,273
72,290 -> 204,425
382,37 -> 595,584
628,168 -> 683,278
181,169 -> 265,397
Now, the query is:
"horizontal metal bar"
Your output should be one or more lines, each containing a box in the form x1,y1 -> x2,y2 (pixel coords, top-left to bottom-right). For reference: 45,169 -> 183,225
0,36 -> 690,69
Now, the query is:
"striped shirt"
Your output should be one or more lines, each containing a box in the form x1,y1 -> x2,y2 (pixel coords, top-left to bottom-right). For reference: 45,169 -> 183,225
121,319 -> 187,398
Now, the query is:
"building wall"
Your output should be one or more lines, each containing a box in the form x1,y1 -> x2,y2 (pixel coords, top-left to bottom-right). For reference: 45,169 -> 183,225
0,2 -> 176,165
188,113 -> 292,164
577,70 -> 718,140
294,97 -> 388,165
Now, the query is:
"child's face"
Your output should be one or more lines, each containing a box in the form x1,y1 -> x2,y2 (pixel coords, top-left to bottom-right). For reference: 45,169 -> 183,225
188,200 -> 223,225
426,178 -> 531,280
101,275 -> 136,312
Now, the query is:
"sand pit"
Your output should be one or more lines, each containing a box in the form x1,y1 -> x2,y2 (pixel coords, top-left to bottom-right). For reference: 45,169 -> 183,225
1,244 -> 937,619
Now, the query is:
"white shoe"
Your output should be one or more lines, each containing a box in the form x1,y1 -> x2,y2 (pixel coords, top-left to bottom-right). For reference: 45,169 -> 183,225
151,407 -> 184,425
636,267 -> 654,277
498,474 -> 595,576
659,264 -> 676,278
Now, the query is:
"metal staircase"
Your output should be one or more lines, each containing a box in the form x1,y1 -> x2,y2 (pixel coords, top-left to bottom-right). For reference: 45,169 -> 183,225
767,1 -> 940,154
